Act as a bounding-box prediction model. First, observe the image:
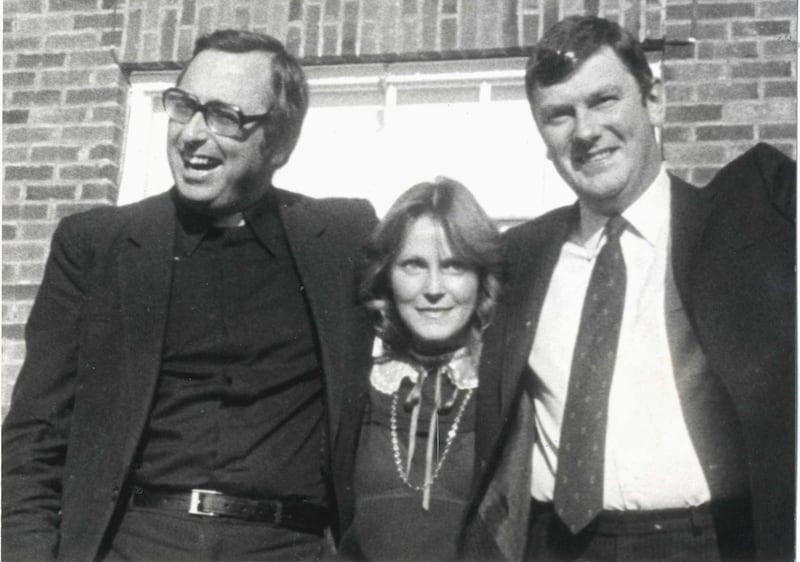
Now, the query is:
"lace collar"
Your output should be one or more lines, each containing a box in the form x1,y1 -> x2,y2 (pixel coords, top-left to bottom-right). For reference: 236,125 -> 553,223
369,337 -> 479,395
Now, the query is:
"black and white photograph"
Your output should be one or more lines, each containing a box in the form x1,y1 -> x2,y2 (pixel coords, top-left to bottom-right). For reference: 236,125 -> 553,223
2,1 -> 796,560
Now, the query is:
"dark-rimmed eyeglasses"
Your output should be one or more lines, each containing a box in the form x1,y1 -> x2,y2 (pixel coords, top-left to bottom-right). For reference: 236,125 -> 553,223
162,87 -> 273,138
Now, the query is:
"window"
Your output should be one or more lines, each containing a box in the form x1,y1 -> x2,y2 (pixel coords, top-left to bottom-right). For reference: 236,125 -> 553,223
119,58 -> 656,223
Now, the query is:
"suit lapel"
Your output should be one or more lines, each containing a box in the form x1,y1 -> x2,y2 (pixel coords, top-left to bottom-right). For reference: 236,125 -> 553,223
669,175 -> 714,319
117,192 -> 176,466
477,206 -> 575,472
278,191 -> 349,445
500,215 -> 572,413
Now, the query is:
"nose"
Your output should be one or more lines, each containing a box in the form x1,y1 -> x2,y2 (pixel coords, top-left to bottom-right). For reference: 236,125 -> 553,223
179,110 -> 211,143
423,269 -> 445,303
573,107 -> 601,143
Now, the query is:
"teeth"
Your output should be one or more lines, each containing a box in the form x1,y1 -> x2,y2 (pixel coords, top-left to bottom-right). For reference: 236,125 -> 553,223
583,148 -> 614,163
185,155 -> 221,170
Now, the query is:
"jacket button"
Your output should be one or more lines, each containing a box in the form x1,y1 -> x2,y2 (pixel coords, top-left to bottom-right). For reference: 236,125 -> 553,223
111,487 -> 120,501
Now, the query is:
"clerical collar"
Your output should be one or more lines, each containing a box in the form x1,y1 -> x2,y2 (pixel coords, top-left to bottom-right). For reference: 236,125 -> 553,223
171,188 -> 285,257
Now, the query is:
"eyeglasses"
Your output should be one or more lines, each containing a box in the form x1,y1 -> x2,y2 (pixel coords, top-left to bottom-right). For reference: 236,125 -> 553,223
162,87 -> 273,137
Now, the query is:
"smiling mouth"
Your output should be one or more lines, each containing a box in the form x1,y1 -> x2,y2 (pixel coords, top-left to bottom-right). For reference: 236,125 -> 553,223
576,147 -> 617,166
183,154 -> 222,172
416,308 -> 453,316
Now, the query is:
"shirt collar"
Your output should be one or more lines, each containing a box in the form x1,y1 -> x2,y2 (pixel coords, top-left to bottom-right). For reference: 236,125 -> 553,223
172,188 -> 284,257
575,165 -> 670,249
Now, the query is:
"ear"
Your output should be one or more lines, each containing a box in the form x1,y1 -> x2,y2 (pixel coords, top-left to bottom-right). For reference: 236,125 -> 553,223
645,78 -> 665,127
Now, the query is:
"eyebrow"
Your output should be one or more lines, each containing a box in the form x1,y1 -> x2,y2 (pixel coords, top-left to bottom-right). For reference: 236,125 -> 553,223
538,83 -> 623,114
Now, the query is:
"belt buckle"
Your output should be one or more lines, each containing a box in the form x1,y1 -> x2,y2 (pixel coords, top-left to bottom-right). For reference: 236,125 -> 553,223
188,489 -> 222,517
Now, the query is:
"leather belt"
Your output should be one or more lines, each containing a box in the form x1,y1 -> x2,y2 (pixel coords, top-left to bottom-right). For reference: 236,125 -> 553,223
531,497 -> 749,536
131,486 -> 329,535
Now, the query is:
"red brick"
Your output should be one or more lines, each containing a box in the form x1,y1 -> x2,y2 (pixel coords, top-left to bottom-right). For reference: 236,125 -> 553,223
3,109 -> 29,124
759,123 -> 797,139
695,22 -> 729,40
91,106 -> 124,122
663,62 -> 726,82
30,107 -> 88,124
666,43 -> 696,60
68,50 -> 115,67
26,184 -> 79,200
666,104 -> 723,123
4,204 -> 48,220
664,143 -> 728,165
723,99 -> 795,122
666,4 -> 693,20
45,33 -> 99,50
62,125 -> 120,143
4,36 -> 43,51
4,71 -> 36,87
5,127 -> 59,144
3,148 -> 28,164
5,166 -> 54,181
764,81 -> 796,97
17,262 -> 46,282
80,182 -> 117,201
4,0 -> 44,13
763,39 -> 796,56
697,3 -> 755,19
731,61 -> 792,78
15,53 -> 66,68
31,147 -> 81,162
695,125 -> 754,141
59,163 -> 118,181
101,30 -> 122,47
663,126 -> 693,143
89,144 -> 119,160
758,1 -> 796,17
40,69 -> 93,88
12,90 -> 62,105
19,223 -> 58,241
49,0 -> 99,10
74,12 -> 123,28
2,284 -> 40,301
665,84 -> 695,102
698,41 -> 757,59
732,20 -> 792,37
65,87 -> 123,105
696,82 -> 759,100
3,225 -> 18,240
4,244 -> 47,262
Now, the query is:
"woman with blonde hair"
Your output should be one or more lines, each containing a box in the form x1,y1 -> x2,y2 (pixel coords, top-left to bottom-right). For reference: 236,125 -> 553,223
339,177 -> 502,560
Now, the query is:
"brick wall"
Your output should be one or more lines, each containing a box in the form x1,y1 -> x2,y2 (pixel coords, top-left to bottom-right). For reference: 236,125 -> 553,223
2,0 -> 796,411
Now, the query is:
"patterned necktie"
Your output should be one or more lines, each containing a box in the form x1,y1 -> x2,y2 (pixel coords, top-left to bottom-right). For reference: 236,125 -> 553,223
553,214 -> 627,534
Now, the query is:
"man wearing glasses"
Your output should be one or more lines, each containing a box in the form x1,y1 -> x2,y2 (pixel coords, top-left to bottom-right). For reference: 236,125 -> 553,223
3,29 -> 377,561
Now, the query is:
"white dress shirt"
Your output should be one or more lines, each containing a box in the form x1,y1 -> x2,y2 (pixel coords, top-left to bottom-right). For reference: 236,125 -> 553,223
529,167 -> 711,510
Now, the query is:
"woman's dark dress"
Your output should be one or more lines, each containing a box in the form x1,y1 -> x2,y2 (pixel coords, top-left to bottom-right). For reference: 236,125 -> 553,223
339,348 -> 476,561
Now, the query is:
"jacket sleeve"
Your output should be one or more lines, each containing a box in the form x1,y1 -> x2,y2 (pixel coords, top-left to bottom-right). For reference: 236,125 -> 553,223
2,216 -> 90,561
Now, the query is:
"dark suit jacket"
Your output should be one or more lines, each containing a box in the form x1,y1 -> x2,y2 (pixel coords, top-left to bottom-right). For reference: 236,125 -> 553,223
461,143 -> 796,561
2,187 -> 378,561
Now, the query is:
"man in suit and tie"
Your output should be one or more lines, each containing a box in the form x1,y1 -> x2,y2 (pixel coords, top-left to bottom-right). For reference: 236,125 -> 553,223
3,29 -> 377,561
460,15 -> 795,561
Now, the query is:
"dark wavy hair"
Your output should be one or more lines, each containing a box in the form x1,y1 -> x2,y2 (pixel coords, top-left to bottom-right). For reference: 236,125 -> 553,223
525,16 -> 653,103
360,177 -> 503,351
179,28 -> 309,169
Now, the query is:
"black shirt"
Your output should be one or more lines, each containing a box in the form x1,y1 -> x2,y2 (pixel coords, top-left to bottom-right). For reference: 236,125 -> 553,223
134,192 -> 326,504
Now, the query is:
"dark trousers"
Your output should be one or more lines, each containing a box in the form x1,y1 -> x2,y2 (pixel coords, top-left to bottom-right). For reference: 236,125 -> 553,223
101,503 -> 331,561
524,499 -> 754,562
